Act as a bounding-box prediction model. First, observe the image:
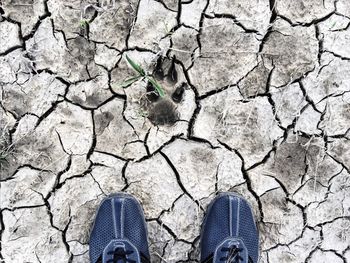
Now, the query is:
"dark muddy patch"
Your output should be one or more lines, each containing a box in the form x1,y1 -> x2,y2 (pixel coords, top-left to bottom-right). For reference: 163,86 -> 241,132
94,111 -> 115,134
147,100 -> 179,126
142,56 -> 187,126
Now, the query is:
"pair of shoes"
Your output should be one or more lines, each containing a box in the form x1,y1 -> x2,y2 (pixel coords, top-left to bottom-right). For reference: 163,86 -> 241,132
89,192 -> 259,263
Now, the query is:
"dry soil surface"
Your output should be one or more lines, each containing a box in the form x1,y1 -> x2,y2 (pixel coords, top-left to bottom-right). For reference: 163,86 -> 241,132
0,0 -> 350,262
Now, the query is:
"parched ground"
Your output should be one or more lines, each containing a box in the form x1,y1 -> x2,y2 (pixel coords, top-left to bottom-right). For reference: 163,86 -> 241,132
0,0 -> 350,262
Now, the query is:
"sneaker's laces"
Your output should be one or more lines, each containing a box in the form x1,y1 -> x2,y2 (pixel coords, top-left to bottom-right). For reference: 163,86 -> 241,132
106,247 -> 136,263
220,245 -> 244,263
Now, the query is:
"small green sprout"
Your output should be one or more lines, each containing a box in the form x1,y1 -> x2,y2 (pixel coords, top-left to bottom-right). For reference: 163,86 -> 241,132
120,55 -> 165,97
330,21 -> 337,30
163,21 -> 173,36
80,19 -> 89,28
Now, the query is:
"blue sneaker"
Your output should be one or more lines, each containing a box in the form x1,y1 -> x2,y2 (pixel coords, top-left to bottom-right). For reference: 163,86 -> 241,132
89,193 -> 150,263
200,193 -> 259,263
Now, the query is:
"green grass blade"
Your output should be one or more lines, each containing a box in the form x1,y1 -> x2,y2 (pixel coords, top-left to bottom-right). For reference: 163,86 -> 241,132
80,20 -> 89,28
119,76 -> 141,88
147,76 -> 165,97
125,55 -> 145,76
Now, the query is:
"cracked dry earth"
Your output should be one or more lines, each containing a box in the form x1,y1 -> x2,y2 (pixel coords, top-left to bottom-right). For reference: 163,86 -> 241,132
0,0 -> 350,262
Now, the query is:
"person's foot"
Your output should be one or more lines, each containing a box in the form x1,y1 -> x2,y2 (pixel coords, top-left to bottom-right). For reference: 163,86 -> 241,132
89,193 -> 150,263
200,193 -> 259,263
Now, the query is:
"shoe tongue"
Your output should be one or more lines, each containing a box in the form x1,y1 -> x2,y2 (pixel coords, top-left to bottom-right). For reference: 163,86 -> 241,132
102,239 -> 141,263
213,238 -> 248,263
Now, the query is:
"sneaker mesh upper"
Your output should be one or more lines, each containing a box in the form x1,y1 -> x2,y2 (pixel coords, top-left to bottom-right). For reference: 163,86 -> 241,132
89,194 -> 150,263
90,199 -> 115,263
200,193 -> 259,263
123,198 -> 150,258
